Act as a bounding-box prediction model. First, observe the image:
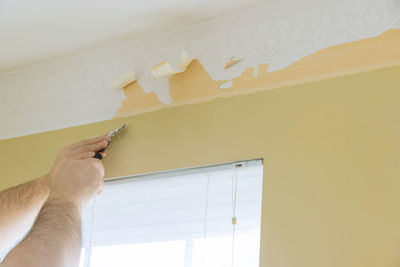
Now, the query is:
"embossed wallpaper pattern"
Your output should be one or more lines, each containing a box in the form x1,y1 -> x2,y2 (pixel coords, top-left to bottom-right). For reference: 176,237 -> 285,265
0,0 -> 399,140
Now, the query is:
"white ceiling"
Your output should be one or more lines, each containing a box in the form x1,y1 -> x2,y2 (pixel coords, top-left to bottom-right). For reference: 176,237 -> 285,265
0,0 -> 281,73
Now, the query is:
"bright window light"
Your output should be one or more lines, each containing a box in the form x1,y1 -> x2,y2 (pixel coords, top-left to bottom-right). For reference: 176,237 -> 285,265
90,240 -> 185,267
192,232 -> 261,267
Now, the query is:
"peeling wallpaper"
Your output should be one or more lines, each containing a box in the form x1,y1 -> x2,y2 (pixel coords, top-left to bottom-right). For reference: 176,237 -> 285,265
0,0 -> 399,140
116,29 -> 400,117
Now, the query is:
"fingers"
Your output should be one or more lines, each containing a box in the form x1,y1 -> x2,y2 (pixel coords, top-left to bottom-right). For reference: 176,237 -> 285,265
68,135 -> 110,151
86,158 -> 105,177
76,151 -> 96,159
76,151 -> 108,160
70,139 -> 110,158
57,136 -> 110,162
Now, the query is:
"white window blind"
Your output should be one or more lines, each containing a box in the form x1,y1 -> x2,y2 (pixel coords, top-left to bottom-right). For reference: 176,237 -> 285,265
81,159 -> 263,267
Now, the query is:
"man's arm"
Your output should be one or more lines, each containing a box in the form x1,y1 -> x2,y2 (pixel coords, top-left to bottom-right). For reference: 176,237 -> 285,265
1,135 -> 110,266
2,195 -> 82,266
0,175 -> 50,253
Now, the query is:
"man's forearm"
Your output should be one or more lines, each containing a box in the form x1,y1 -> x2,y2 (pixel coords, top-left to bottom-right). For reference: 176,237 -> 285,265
1,135 -> 108,265
2,195 -> 82,267
0,176 -> 50,252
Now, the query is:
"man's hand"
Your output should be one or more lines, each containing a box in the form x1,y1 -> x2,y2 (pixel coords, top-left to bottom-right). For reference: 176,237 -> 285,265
48,135 -> 111,210
1,135 -> 111,266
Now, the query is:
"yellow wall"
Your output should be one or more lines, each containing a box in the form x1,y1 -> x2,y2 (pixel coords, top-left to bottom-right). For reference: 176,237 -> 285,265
1,66 -> 400,267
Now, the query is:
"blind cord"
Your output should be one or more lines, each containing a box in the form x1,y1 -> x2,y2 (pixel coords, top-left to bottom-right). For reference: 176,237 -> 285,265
84,196 -> 97,267
231,165 -> 239,267
202,174 -> 211,267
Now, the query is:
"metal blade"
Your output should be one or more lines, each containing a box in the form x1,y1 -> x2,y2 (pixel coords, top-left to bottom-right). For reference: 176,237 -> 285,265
107,124 -> 126,137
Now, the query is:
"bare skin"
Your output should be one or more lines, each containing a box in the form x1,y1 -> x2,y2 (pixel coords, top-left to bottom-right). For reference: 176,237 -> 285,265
0,175 -> 50,254
0,135 -> 110,267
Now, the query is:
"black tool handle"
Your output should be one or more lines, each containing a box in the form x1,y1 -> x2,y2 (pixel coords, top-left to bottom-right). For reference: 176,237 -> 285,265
94,148 -> 105,160
93,135 -> 112,160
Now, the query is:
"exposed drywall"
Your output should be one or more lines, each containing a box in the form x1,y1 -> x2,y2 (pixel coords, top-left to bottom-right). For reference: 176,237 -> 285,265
116,29 -> 400,118
0,0 -> 398,140
116,82 -> 164,117
1,66 -> 400,267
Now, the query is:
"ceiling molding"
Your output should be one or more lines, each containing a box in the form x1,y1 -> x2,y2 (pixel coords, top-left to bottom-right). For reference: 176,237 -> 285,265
0,0 -> 399,140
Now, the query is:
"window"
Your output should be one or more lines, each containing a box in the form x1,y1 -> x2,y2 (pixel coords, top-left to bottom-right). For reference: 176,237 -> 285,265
81,159 -> 263,267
